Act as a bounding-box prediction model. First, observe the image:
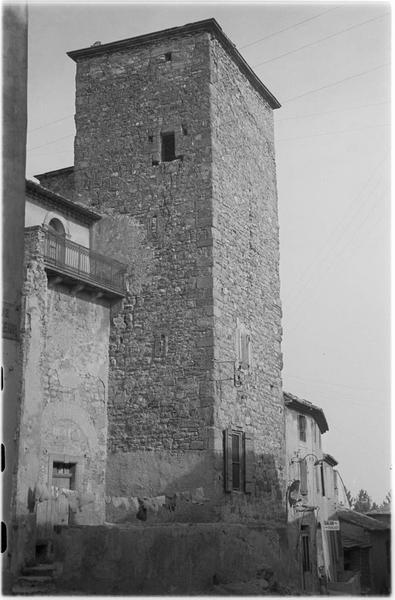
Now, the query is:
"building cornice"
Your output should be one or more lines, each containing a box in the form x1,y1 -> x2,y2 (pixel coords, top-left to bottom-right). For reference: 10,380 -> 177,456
67,18 -> 281,110
26,180 -> 101,225
284,392 -> 329,434
34,166 -> 74,180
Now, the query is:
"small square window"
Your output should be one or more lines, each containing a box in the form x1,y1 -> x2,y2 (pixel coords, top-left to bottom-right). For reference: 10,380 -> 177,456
161,132 -> 176,162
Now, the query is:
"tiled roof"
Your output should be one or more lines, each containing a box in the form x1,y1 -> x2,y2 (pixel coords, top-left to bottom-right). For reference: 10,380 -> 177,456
284,391 -> 329,433
26,180 -> 101,225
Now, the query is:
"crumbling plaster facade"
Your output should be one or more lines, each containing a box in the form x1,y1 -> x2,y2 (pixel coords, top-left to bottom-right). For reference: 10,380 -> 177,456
14,222 -> 111,567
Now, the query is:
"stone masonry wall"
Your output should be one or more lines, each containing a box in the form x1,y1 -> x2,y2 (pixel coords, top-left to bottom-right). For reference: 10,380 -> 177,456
16,227 -> 110,530
36,168 -> 75,200
209,35 -> 285,521
72,31 -> 218,501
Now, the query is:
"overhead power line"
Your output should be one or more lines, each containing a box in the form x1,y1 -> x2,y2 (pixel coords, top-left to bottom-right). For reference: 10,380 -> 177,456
253,12 -> 389,68
276,100 -> 389,121
28,133 -> 74,151
284,63 -> 390,103
276,122 -> 389,142
28,114 -> 74,133
239,7 -> 337,49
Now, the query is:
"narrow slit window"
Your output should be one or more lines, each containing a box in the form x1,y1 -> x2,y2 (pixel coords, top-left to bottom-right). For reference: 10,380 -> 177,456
231,433 -> 241,490
320,463 -> 326,497
161,132 -> 176,162
150,215 -> 158,234
298,414 -> 307,442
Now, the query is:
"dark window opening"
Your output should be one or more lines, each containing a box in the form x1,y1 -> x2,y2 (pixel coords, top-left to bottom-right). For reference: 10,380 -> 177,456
155,333 -> 168,357
232,433 -> 241,490
298,414 -> 307,442
148,135 -> 153,143
52,462 -> 76,490
1,444 -> 4,472
1,522 -> 7,553
320,463 -> 326,497
301,527 -> 311,572
161,132 -> 176,162
164,52 -> 172,61
48,218 -> 66,237
182,124 -> 188,135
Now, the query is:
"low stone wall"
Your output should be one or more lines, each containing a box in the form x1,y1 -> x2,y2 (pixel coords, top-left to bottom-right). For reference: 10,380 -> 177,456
53,521 -> 300,594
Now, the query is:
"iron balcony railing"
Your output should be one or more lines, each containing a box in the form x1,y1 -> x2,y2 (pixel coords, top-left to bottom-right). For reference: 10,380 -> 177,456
43,230 -> 126,295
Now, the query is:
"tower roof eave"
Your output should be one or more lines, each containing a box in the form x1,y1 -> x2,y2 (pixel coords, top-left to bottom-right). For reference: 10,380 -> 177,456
67,18 -> 281,110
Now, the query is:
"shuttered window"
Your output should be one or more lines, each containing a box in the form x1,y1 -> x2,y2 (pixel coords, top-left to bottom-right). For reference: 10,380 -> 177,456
298,414 -> 307,442
224,429 -> 254,494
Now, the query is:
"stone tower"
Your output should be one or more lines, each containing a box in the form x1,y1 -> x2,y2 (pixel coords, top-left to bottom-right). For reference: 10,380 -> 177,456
47,18 -> 284,522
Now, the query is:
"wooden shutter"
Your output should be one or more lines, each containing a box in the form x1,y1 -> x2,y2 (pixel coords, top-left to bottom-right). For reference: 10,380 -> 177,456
300,459 -> 308,496
224,429 -> 233,492
244,433 -> 254,494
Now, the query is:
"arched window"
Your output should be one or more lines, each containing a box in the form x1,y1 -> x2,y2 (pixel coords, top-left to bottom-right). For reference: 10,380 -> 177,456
48,218 -> 66,237
48,218 -> 66,263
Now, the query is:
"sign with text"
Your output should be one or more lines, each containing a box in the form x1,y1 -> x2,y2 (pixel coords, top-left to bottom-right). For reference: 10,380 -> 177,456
323,520 -> 340,531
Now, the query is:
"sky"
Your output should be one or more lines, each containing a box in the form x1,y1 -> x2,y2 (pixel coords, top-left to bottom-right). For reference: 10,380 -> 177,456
24,0 -> 391,504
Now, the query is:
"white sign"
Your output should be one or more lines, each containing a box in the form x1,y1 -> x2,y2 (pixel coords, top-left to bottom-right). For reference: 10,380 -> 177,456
323,520 -> 340,531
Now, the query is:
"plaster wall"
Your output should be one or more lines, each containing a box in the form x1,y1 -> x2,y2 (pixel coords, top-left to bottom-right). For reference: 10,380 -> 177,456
25,198 -> 90,247
16,229 -> 110,531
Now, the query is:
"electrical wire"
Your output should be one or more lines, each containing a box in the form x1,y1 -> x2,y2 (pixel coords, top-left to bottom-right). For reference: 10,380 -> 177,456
28,133 -> 75,151
284,63 -> 390,103
276,100 -> 388,122
239,7 -> 338,50
28,114 -> 74,133
284,374 -> 385,394
284,184 -> 388,328
276,122 -> 388,142
281,157 -> 388,311
253,12 -> 389,68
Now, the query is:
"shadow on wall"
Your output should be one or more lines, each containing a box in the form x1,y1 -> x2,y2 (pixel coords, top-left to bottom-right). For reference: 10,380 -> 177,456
91,214 -> 154,295
52,520 -> 300,595
104,449 -> 285,525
